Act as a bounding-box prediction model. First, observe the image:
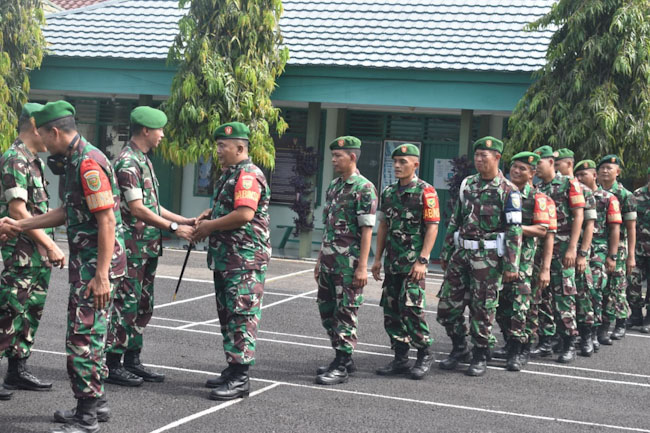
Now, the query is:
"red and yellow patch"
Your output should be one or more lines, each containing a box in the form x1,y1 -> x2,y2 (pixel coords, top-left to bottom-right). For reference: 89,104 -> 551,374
234,170 -> 261,210
485,140 -> 492,148
569,179 -> 585,208
533,194 -> 550,225
401,145 -> 407,153
80,159 -> 114,213
225,126 -> 233,135
607,197 -> 622,224
83,170 -> 101,192
422,187 -> 440,223
528,155 -> 534,163
338,139 -> 345,147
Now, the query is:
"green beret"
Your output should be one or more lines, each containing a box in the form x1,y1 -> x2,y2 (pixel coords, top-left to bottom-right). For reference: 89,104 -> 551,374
555,148 -> 574,160
473,136 -> 503,154
533,145 -> 556,159
574,160 -> 596,173
21,103 -> 44,118
32,100 -> 75,128
130,106 -> 167,129
511,151 -> 540,167
329,136 -> 361,150
597,154 -> 621,169
213,122 -> 250,140
391,143 -> 419,158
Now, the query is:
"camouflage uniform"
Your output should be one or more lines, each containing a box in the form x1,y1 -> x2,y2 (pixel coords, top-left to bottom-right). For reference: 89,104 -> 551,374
437,172 -> 523,348
590,187 -> 622,325
575,182 -> 597,327
602,180 -> 636,322
0,138 -> 52,360
377,176 -> 439,350
536,174 -> 585,337
627,185 -> 650,311
497,184 -> 549,343
208,158 -> 270,366
106,141 -> 162,355
318,170 -> 377,355
63,137 -> 126,399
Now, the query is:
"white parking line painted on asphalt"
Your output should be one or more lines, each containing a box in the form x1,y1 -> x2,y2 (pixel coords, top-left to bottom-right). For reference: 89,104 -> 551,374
147,383 -> 281,433
29,349 -> 650,433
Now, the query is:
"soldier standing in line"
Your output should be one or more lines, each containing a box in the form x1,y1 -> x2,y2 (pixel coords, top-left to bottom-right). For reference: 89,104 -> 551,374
437,136 -> 522,377
371,143 -> 439,380
625,167 -> 650,333
193,122 -> 271,401
0,103 -> 66,400
104,106 -> 195,387
597,155 -> 636,342
313,136 -> 377,386
534,145 -> 585,363
574,159 -> 622,352
494,152 -> 548,372
554,148 -> 597,356
19,100 -> 126,433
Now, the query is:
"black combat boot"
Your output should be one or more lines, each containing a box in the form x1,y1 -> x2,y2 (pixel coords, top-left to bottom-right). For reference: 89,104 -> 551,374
610,318 -> 626,340
519,342 -> 531,366
105,352 -> 143,387
642,312 -> 650,334
465,346 -> 488,377
626,307 -> 644,328
578,326 -> 594,357
209,364 -> 250,400
410,347 -> 435,380
124,350 -> 165,382
4,357 -> 52,391
557,335 -> 576,364
0,385 -> 12,400
54,394 -> 110,423
317,357 -> 356,375
376,342 -> 411,376
551,333 -> 564,354
206,364 -> 236,388
491,335 -> 510,360
505,340 -> 522,372
439,335 -> 471,370
598,322 -> 613,345
315,351 -> 349,386
530,335 -> 553,357
592,325 -> 600,352
50,398 -> 100,433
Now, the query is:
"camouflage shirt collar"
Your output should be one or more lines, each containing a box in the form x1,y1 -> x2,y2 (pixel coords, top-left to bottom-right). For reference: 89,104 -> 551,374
394,175 -> 419,192
520,182 -> 532,198
336,169 -> 361,185
127,140 -> 147,162
13,138 -> 37,162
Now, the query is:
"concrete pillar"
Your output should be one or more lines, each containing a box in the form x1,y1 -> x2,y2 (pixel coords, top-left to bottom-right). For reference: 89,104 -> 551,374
298,102 -> 322,258
458,109 -> 474,157
489,115 -> 504,139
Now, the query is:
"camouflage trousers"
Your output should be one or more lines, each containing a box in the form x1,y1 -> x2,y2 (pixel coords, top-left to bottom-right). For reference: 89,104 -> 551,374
380,273 -> 432,350
627,255 -> 650,310
496,278 -> 530,344
603,247 -> 630,322
437,248 -> 501,349
525,262 -> 547,344
317,272 -> 364,355
106,257 -> 158,354
0,266 -> 51,359
67,279 -> 116,399
590,248 -> 609,326
539,238 -> 578,337
214,269 -> 264,365
575,262 -> 595,326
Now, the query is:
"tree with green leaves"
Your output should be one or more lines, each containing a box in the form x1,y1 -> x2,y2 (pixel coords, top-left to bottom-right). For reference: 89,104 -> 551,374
507,0 -> 650,178
0,0 -> 45,151
162,0 -> 289,169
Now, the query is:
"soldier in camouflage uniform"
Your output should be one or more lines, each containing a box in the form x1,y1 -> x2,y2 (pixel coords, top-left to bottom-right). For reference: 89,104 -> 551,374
314,136 -> 377,386
437,136 -> 522,377
625,167 -> 650,333
574,159 -> 622,352
534,145 -> 585,363
0,103 -> 66,399
597,155 -> 636,342
193,122 -> 270,401
554,149 -> 597,356
371,143 -> 439,380
20,101 -> 126,433
105,107 -> 195,387
494,152 -> 548,372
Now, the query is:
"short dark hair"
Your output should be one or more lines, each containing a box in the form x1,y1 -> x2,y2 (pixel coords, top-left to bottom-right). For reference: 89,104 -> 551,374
345,148 -> 361,161
130,123 -> 145,137
17,114 -> 34,133
40,116 -> 76,133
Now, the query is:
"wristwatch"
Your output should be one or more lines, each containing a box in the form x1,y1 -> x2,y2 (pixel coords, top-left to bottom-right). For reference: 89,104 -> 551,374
169,222 -> 179,233
609,254 -> 617,261
417,256 -> 429,265
578,249 -> 589,258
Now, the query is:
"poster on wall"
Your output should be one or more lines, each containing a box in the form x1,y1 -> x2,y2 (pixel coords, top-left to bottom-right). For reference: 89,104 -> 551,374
433,158 -> 454,190
269,135 -> 306,204
381,140 -> 422,192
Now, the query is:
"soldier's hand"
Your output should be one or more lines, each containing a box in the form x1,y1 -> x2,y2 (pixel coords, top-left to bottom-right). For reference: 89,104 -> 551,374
371,261 -> 382,281
0,217 -> 21,241
441,260 -> 447,272
538,268 -> 550,289
563,248 -> 577,269
184,217 -> 196,226
196,209 -> 211,223
503,270 -> 518,283
175,224 -> 194,241
353,265 -> 368,289
409,262 -> 427,282
192,220 -> 212,242
576,256 -> 587,273
86,276 -> 111,310
47,244 -> 66,269
626,256 -> 636,275
605,257 -> 616,274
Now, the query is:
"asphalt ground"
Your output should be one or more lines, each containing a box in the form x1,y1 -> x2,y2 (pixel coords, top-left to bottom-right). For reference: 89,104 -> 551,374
1,243 -> 650,433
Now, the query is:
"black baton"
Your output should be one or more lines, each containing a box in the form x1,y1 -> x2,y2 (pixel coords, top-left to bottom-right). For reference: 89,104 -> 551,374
172,243 -> 194,301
